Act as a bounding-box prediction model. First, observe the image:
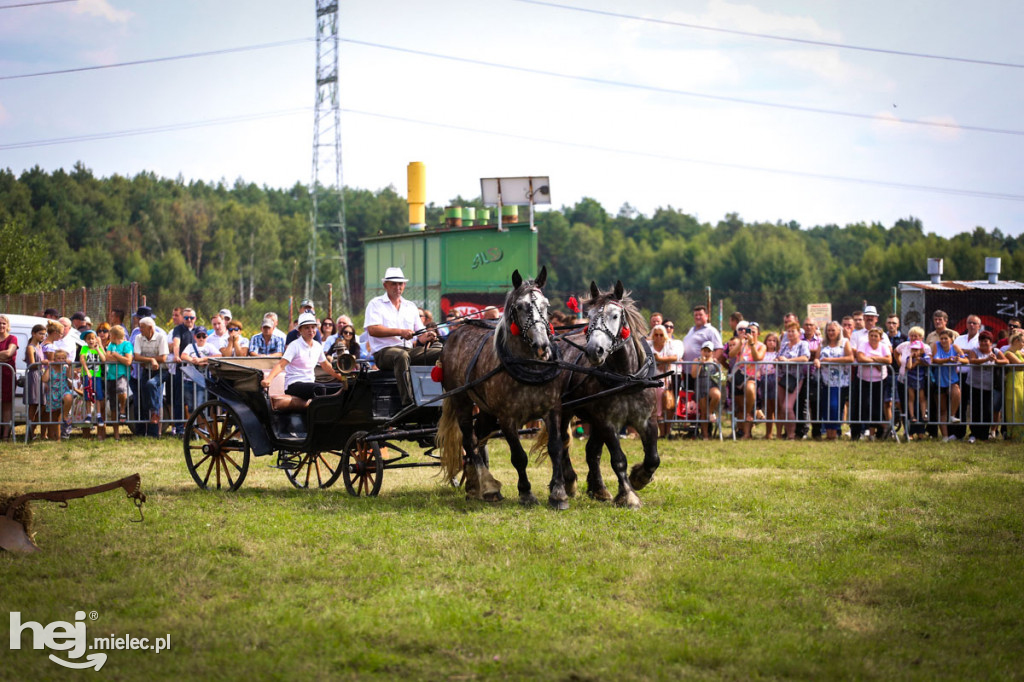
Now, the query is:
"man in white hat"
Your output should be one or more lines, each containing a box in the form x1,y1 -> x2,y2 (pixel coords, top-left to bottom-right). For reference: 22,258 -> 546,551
365,267 -> 440,406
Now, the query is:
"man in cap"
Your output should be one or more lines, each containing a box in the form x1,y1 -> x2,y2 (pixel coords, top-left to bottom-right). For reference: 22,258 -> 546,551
167,307 -> 197,432
286,299 -> 321,345
365,267 -> 440,406
250,316 -> 285,357
219,308 -> 233,324
70,311 -> 88,331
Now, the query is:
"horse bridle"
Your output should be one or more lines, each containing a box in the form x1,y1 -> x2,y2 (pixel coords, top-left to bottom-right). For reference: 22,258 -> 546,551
585,301 -> 630,354
507,287 -> 552,347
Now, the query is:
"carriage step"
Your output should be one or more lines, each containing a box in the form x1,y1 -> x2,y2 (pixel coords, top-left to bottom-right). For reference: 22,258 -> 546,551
271,453 -> 302,470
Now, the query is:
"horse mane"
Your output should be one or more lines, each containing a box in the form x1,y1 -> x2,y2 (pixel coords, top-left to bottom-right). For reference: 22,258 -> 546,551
584,285 -> 649,356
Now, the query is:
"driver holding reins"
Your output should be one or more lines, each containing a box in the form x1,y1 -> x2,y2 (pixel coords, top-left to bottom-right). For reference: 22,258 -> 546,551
365,267 -> 441,406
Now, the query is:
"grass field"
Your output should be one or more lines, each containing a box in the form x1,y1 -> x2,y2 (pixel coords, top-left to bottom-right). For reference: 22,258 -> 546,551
2,435 -> 1023,680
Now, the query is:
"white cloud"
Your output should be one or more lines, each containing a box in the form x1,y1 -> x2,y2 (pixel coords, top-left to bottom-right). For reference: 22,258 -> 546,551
72,0 -> 132,24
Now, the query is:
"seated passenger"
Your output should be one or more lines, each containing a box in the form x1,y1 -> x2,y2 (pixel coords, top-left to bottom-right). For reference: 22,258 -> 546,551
261,313 -> 346,401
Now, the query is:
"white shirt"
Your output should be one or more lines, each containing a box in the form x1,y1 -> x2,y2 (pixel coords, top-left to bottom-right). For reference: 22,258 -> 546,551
181,342 -> 221,385
955,332 -> 980,374
282,338 -> 327,388
207,330 -> 230,351
364,293 -> 422,355
851,328 -> 892,350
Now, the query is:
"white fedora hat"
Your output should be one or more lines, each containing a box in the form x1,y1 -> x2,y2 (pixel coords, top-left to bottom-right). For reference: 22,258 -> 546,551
382,267 -> 408,283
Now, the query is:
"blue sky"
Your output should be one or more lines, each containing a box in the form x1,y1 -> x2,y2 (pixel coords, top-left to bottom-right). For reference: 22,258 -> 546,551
1,0 -> 1022,239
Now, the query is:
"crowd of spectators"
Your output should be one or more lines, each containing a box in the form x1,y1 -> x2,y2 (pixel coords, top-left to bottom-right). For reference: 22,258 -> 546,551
648,306 -> 1024,443
4,298 -> 1023,445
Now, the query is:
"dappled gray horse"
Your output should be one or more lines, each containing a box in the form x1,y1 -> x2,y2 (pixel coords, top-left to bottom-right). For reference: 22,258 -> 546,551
437,267 -> 572,509
538,281 -> 659,508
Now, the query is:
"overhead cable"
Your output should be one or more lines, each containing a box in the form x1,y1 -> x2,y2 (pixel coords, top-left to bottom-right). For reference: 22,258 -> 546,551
0,0 -> 75,9
0,37 -> 313,81
339,38 -> 1024,137
513,0 -> 1024,69
5,104 -> 1019,203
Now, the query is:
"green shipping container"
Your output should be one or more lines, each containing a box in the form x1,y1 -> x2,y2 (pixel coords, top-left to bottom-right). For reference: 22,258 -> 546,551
362,223 -> 539,319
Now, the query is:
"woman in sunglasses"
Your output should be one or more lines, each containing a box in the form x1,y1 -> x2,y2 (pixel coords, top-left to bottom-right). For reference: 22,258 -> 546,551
222,320 -> 249,358
326,325 -> 364,366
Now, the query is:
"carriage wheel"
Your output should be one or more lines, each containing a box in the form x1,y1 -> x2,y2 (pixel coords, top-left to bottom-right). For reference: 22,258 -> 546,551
341,431 -> 383,497
183,401 -> 250,491
285,449 -> 344,490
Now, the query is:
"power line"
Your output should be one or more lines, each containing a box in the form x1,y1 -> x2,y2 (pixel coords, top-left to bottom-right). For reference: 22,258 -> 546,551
0,108 -> 310,150
0,0 -> 75,9
339,38 -> 1024,138
3,103 -> 1021,202
335,107 -> 1024,202
513,0 -> 1024,70
0,37 -> 313,81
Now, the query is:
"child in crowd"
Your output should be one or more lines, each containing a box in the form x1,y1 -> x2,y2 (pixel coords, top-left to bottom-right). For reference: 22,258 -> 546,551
931,328 -> 966,442
79,329 -> 107,438
42,349 -> 75,440
181,326 -> 221,411
104,324 -> 134,439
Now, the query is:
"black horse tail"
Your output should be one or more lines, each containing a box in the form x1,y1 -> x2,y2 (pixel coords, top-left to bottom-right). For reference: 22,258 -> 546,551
436,397 -> 464,482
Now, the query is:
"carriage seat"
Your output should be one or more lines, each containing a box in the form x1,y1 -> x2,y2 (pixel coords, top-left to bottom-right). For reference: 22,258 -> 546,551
270,394 -> 309,413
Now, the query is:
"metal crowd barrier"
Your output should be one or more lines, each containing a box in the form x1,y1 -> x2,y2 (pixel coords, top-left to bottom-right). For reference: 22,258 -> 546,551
1,363 -> 15,439
17,359 -> 217,442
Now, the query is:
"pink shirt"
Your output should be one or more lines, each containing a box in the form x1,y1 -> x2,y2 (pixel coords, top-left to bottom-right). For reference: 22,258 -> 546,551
857,339 -> 890,382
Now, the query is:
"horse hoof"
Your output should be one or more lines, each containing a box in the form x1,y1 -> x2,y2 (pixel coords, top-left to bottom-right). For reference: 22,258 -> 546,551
629,464 -> 654,491
614,491 -> 642,509
549,497 -> 570,510
587,488 -> 613,502
483,491 -> 504,503
520,493 -> 539,507
565,479 -> 578,498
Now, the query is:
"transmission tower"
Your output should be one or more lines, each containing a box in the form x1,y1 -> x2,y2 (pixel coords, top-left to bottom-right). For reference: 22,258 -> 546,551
309,0 -> 351,311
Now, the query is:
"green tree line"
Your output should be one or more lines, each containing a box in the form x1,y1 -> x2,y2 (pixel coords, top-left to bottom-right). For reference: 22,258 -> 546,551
2,164 -> 1021,327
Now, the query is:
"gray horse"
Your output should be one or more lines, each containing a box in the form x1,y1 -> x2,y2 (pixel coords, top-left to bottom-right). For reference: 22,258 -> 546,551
537,281 -> 660,508
436,267 -> 572,509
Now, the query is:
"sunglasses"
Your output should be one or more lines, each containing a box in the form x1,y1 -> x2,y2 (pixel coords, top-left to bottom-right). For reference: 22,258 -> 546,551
98,329 -> 109,333
228,327 -> 240,332
665,325 -> 674,329
342,332 -> 354,337
196,334 -> 207,339
184,316 -> 195,320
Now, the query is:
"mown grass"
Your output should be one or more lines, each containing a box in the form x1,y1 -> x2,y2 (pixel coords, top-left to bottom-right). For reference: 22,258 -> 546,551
2,436 -> 1023,680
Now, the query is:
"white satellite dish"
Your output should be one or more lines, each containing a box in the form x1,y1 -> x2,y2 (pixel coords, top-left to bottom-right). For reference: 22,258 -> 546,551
480,176 -> 550,231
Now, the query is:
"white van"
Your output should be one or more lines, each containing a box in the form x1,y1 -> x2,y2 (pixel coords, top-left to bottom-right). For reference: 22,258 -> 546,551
1,314 -> 83,421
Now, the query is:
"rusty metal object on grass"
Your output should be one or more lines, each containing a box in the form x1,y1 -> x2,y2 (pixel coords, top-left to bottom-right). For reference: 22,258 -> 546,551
0,473 -> 146,554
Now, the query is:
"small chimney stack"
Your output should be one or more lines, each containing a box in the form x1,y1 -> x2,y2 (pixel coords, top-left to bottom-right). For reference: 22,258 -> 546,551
927,258 -> 943,284
985,257 -> 1001,284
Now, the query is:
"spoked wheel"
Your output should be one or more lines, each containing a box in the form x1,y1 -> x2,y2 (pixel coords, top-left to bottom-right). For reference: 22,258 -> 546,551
341,431 -> 384,497
284,449 -> 344,489
183,400 -> 251,491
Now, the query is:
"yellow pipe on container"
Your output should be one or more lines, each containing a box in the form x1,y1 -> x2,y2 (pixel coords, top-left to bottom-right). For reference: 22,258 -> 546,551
407,162 -> 426,231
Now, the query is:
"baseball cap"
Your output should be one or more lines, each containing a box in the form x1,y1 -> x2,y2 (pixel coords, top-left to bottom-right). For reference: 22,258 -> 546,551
701,341 -> 715,350
261,316 -> 275,328
298,312 -> 318,327
300,299 -> 314,309
910,340 -> 924,350
219,308 -> 232,319
193,326 -> 208,337
80,329 -> 96,339
135,305 -> 153,318
70,311 -> 86,322
863,305 -> 879,316
736,321 -> 749,330
747,321 -> 760,329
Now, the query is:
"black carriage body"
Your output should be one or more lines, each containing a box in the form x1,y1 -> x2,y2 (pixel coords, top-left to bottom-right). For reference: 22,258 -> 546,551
204,360 -> 441,457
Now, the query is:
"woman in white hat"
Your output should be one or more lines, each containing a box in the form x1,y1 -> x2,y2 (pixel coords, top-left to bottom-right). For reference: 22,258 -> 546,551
261,312 -> 345,400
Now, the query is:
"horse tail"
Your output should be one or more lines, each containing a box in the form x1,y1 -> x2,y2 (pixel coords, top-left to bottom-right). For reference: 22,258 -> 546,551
530,420 -> 550,462
436,397 -> 465,482
530,417 -> 572,464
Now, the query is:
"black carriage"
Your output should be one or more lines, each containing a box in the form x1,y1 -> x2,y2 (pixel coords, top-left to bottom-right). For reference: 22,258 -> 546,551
182,358 -> 444,495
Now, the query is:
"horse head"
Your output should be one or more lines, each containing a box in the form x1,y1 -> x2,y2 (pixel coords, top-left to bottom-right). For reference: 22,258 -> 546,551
506,267 -> 552,361
583,280 -> 634,365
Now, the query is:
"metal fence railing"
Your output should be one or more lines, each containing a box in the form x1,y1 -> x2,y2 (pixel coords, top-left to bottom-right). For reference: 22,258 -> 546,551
654,358 -> 1024,443
4,355 -> 1023,444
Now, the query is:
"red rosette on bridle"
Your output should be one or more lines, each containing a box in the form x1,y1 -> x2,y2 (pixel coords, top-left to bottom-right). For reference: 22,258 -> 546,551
430,364 -> 443,383
566,296 -> 580,314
